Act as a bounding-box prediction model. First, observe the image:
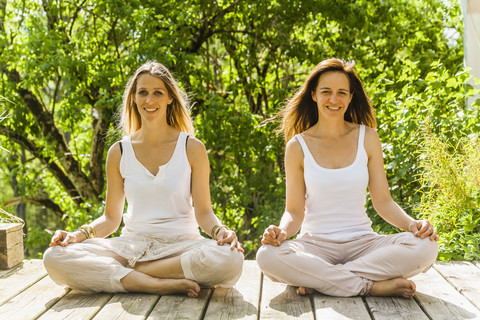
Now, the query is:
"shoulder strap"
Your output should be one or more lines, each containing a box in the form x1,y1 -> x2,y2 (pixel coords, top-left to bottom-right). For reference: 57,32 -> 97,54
358,125 -> 366,145
119,141 -> 123,155
295,134 -> 308,156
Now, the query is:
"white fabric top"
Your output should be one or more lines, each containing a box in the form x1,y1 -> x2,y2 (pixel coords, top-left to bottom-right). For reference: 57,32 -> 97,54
296,125 -> 376,241
119,132 -> 199,236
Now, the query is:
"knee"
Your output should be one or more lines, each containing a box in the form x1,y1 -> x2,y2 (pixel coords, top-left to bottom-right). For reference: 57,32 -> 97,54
256,244 -> 279,273
186,243 -> 244,286
410,234 -> 439,265
213,246 -> 244,277
43,246 -> 61,274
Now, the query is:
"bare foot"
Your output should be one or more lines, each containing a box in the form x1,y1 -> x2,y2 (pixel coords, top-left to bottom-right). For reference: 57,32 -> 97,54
154,279 -> 201,298
369,278 -> 416,299
296,286 -> 314,295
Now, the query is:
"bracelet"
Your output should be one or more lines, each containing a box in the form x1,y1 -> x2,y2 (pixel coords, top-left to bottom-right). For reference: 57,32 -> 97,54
77,228 -> 89,239
79,225 -> 96,239
211,225 -> 231,240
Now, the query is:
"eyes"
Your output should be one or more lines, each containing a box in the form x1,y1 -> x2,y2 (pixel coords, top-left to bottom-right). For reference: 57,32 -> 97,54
320,90 -> 348,96
137,90 -> 164,96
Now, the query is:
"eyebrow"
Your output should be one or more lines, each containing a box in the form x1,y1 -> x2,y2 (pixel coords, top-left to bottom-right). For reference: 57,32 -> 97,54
137,87 -> 167,91
318,87 -> 349,92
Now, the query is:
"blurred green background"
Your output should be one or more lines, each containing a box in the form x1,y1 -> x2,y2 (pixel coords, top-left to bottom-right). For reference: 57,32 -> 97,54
0,0 -> 478,260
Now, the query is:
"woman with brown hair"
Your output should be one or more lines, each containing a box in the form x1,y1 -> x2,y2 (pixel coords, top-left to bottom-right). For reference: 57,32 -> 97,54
256,58 -> 438,298
44,61 -> 244,297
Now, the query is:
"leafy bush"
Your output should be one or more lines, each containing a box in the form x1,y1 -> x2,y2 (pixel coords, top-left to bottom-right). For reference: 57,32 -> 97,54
417,134 -> 480,260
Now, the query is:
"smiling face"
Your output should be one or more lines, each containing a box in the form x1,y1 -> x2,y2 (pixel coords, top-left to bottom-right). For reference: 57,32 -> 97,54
134,74 -> 173,124
311,71 -> 353,121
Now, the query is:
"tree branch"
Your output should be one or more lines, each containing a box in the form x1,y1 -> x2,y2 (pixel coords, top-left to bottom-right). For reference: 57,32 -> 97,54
188,0 -> 243,53
0,124 -> 83,205
5,69 -> 98,201
4,196 -> 64,220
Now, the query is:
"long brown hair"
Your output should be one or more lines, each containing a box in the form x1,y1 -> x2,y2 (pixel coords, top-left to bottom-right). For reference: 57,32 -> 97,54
279,58 -> 376,142
120,61 -> 194,135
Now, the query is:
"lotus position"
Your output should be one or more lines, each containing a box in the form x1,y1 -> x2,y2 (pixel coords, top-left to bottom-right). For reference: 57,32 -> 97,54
256,58 -> 438,298
44,61 -> 244,297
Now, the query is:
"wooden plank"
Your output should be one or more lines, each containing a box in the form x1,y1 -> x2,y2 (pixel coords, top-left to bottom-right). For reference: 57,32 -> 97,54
259,274 -> 314,320
147,288 -> 212,319
38,290 -> 113,320
365,296 -> 428,320
0,259 -> 47,306
313,295 -> 371,320
0,275 -> 68,319
434,261 -> 480,310
412,267 -> 480,320
203,260 -> 260,320
93,293 -> 159,320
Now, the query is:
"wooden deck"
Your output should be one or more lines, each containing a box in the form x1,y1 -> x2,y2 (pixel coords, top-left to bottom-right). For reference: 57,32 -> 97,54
0,260 -> 479,319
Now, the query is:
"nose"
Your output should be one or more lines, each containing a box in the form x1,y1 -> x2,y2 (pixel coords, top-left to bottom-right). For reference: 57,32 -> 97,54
146,94 -> 153,103
329,94 -> 338,103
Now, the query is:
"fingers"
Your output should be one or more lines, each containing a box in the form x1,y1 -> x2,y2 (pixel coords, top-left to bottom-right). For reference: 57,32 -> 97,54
413,220 -> 437,240
61,233 -> 76,246
276,230 -> 287,245
261,225 -> 286,246
49,230 -> 66,247
216,228 -> 244,252
49,230 -> 80,247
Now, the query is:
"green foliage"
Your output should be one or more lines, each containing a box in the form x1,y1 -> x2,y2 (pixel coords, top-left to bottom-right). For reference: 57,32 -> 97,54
417,135 -> 480,261
0,0 -> 477,259
194,95 -> 284,257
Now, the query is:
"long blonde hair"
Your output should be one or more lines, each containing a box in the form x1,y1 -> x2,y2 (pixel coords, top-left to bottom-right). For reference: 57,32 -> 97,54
279,58 -> 376,142
121,61 -> 194,135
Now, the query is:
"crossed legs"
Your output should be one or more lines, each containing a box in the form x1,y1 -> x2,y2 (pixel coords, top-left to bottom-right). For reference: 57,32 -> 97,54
257,232 -> 438,298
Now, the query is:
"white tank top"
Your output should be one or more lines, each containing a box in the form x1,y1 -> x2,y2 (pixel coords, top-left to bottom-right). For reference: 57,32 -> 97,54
295,125 -> 375,241
119,132 -> 199,236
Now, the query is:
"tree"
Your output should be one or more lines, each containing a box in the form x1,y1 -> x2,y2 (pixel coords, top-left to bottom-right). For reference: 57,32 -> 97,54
0,0 -> 469,258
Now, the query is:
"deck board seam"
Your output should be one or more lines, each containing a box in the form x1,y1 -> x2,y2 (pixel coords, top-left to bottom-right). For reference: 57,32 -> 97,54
257,272 -> 263,320
362,296 -> 375,320
31,287 -> 72,320
413,294 -> 433,320
199,288 -> 214,320
433,264 -> 480,312
0,273 -> 48,308
308,295 -> 316,320
89,293 -> 114,320
143,295 -> 161,319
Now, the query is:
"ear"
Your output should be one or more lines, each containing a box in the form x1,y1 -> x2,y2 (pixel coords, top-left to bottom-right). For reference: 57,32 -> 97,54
168,97 -> 174,105
348,91 -> 354,104
311,90 -> 317,102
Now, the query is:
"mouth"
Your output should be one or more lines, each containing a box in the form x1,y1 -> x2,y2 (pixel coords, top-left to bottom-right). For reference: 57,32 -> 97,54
144,108 -> 159,112
326,106 -> 341,111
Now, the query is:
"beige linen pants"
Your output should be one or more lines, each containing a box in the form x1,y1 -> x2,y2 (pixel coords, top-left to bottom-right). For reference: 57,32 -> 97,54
43,235 -> 244,293
256,232 -> 438,296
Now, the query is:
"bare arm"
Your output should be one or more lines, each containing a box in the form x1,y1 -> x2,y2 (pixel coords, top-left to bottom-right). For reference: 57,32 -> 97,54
49,142 -> 125,246
187,137 -> 243,251
262,138 -> 306,246
366,128 -> 437,241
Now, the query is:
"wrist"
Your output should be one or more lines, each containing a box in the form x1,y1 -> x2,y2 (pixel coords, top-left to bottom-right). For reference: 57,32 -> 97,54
211,224 -> 230,240
79,225 -> 96,239
279,226 -> 288,237
75,229 -> 88,241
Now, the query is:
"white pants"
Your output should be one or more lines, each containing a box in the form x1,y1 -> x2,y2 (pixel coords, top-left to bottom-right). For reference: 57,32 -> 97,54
256,232 -> 438,296
43,234 -> 244,293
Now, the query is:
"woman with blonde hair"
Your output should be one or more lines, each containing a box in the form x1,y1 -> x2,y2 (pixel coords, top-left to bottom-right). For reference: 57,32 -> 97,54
256,58 -> 438,298
44,61 -> 244,297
